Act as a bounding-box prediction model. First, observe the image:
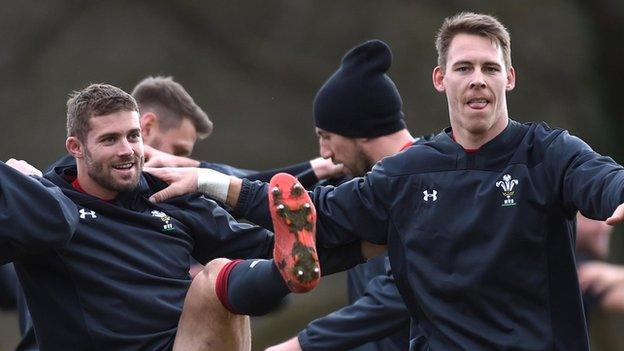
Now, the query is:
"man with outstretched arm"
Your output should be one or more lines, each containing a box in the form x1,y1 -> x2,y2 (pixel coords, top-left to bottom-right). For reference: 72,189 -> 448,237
11,75 -> 344,351
148,12 -> 624,350
10,83 -> 358,351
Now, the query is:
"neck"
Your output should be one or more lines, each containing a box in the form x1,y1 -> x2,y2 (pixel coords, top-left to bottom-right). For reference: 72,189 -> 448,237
75,161 -> 117,200
452,115 -> 509,150
362,129 -> 414,163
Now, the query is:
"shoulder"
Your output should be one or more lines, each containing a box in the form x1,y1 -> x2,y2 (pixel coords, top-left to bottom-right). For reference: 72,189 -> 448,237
520,121 -> 590,158
376,132 -> 458,177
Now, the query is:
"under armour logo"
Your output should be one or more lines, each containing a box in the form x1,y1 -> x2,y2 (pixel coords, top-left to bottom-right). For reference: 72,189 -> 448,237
79,208 -> 97,219
423,190 -> 437,202
249,259 -> 265,269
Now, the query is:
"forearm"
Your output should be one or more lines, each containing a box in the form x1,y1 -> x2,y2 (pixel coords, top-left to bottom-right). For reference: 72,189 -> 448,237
299,274 -> 410,351
226,177 -> 243,208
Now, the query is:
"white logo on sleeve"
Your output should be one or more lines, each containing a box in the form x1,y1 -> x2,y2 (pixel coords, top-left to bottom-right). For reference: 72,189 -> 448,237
423,190 -> 437,202
79,208 -> 97,219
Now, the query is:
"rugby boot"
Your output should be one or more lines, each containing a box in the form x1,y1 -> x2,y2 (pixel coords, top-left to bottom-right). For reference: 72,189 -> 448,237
269,173 -> 320,293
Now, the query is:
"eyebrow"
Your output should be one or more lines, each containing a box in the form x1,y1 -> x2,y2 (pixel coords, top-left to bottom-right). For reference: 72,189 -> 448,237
452,60 -> 502,68
97,132 -> 120,141
97,128 -> 141,141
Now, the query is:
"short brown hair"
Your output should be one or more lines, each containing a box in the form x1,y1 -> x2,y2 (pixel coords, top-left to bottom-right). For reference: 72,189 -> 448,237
435,12 -> 511,70
131,76 -> 213,139
66,83 -> 139,141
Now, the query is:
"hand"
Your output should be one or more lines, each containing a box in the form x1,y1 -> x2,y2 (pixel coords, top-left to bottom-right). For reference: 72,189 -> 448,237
265,336 -> 302,351
6,158 -> 42,177
606,203 -> 624,225
310,157 -> 345,180
144,167 -> 199,203
144,145 -> 200,168
578,261 -> 624,312
578,261 -> 624,296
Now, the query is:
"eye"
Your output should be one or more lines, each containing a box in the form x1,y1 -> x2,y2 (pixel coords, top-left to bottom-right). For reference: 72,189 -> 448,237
128,131 -> 141,141
455,66 -> 471,73
101,136 -> 116,144
484,66 -> 500,73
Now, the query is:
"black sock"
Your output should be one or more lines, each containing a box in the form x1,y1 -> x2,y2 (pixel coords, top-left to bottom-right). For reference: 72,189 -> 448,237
218,259 -> 291,316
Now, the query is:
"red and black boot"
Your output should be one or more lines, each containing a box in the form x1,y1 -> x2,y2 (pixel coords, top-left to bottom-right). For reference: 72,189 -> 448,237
269,173 -> 320,293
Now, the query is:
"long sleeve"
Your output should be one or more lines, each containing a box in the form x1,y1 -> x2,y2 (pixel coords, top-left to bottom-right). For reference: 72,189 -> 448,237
0,162 -> 77,264
544,130 -> 624,218
299,271 -> 410,351
200,160 -> 319,188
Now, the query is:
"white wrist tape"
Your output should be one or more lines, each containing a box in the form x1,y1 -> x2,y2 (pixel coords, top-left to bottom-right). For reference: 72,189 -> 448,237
197,168 -> 230,203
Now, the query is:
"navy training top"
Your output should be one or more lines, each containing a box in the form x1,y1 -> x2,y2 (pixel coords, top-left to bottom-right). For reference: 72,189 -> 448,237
236,120 -> 624,350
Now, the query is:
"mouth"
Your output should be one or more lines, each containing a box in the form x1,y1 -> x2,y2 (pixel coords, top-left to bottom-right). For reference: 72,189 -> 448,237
112,162 -> 134,170
111,161 -> 137,177
466,97 -> 490,110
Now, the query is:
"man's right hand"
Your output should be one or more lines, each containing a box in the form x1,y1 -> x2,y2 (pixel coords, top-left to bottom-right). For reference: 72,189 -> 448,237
265,336 -> 303,351
310,157 -> 345,180
145,167 -> 241,206
145,167 -> 199,203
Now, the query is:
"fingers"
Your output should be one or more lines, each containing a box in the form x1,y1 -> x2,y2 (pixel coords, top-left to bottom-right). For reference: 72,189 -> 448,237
143,145 -> 155,157
144,167 -> 187,184
145,167 -> 199,202
149,186 -> 177,203
144,158 -> 162,168
606,203 -> 624,225
6,158 -> 43,177
578,262 -> 624,295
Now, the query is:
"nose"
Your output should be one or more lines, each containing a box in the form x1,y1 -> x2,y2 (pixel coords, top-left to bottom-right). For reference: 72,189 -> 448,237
319,141 -> 333,159
469,72 -> 486,89
117,138 -> 135,157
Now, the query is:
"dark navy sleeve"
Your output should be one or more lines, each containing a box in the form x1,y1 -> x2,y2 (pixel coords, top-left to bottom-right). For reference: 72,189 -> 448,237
199,160 -> 317,186
233,179 -> 365,275
0,263 -> 17,310
167,195 -> 275,264
236,164 -> 393,247
298,272 -> 410,351
545,130 -> 624,219
199,161 -> 258,178
0,162 -> 77,264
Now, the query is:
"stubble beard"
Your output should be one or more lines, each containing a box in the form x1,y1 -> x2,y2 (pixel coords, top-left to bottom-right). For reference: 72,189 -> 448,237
84,148 -> 144,193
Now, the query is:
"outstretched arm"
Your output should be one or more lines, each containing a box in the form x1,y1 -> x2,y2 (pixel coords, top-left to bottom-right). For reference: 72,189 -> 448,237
145,167 -> 242,207
269,272 -> 411,351
144,145 -> 343,187
146,164 -> 392,253
0,159 -> 78,264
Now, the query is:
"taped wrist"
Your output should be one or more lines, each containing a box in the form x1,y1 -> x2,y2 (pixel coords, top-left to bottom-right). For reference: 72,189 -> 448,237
197,168 -> 230,203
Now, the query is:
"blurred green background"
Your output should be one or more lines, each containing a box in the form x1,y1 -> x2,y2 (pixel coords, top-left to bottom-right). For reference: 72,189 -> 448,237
0,0 -> 623,350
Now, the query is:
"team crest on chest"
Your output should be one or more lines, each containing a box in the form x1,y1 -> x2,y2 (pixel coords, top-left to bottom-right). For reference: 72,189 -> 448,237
151,210 -> 175,232
496,174 -> 518,207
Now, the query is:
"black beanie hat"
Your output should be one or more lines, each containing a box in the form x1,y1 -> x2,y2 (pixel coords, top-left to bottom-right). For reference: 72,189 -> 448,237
313,39 -> 406,138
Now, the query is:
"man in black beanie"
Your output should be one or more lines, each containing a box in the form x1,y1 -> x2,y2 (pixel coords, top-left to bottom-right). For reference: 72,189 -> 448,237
266,39 -> 429,351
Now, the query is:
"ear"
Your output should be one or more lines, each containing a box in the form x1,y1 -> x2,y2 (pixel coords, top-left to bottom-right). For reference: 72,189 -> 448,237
66,137 -> 84,159
506,66 -> 516,91
432,66 -> 445,92
140,112 -> 158,138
